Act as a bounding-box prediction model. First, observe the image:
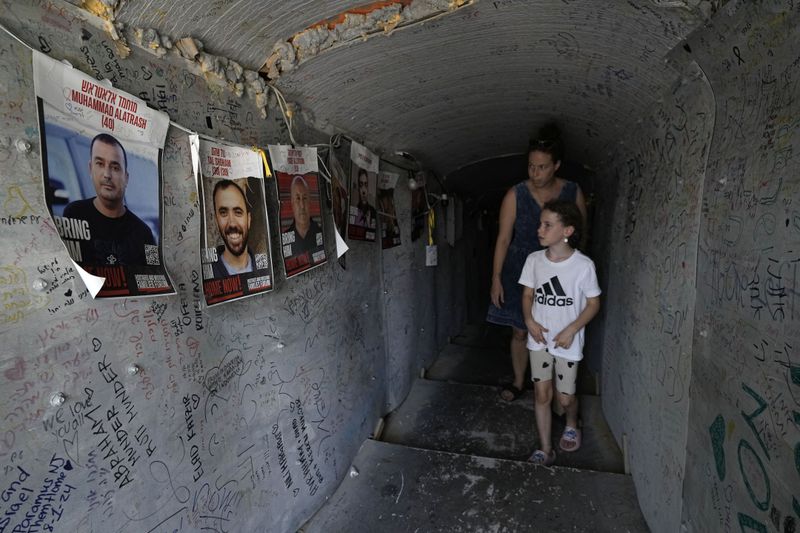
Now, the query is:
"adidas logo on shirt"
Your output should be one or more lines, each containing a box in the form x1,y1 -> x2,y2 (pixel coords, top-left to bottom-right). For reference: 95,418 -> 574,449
536,276 -> 574,306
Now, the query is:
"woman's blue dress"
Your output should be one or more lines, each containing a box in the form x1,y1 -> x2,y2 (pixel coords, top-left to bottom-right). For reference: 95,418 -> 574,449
486,180 -> 578,330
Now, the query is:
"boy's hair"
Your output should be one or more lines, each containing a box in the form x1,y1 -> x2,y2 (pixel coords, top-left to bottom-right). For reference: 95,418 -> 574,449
542,200 -> 582,249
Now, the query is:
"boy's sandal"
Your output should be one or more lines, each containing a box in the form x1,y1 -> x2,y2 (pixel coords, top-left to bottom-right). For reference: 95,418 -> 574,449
499,383 -> 523,402
528,449 -> 556,466
559,426 -> 582,452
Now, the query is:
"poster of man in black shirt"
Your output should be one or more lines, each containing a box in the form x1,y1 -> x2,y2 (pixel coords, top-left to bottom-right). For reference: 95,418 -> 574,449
267,145 -> 327,278
348,141 -> 379,242
286,175 -> 323,255
63,134 -> 155,265
34,51 -> 173,298
411,171 -> 429,242
377,171 -> 401,250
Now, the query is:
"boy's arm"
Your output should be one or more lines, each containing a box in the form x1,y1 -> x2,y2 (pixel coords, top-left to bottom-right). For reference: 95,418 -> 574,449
552,296 -> 600,350
522,285 -> 548,344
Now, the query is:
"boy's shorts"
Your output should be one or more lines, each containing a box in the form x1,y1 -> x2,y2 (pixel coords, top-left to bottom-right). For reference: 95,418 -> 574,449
530,350 -> 579,395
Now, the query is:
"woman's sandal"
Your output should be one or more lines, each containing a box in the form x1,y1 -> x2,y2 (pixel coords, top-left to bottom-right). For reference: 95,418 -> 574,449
559,426 -> 582,452
528,449 -> 556,466
499,383 -> 523,402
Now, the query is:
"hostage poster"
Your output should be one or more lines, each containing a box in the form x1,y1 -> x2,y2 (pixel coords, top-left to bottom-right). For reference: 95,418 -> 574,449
377,170 -> 401,250
328,149 -> 349,237
348,141 -> 378,242
34,51 -> 174,298
198,138 -> 274,306
411,171 -> 428,242
268,145 -> 327,278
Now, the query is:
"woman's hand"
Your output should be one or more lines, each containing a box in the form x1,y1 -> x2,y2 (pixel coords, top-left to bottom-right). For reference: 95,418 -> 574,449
490,277 -> 504,308
490,188 -> 516,309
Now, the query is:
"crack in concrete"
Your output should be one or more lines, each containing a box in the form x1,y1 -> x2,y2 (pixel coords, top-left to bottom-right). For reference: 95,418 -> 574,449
76,1 -> 272,118
260,0 -> 474,80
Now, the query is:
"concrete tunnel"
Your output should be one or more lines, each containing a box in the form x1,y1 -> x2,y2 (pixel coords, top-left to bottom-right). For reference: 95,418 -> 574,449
0,0 -> 797,531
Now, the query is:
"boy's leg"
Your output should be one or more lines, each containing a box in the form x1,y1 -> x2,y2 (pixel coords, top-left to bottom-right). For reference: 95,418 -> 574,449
555,357 -> 581,452
552,398 -> 566,417
534,381 -> 554,453
531,349 -> 554,453
559,392 -> 579,429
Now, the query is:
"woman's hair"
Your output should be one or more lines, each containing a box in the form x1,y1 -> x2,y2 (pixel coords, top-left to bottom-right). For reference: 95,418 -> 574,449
542,200 -> 582,249
528,122 -> 564,163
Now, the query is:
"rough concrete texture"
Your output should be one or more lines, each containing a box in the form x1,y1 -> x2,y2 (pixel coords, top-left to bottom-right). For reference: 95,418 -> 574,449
381,379 -> 624,473
680,3 -> 800,532
272,1 -> 709,180
592,2 -> 800,532
0,1 -> 798,533
0,2 -> 466,532
61,2 -> 273,116
262,0 -> 473,80
303,440 -> 647,532
80,0 -> 120,20
593,54 -> 714,531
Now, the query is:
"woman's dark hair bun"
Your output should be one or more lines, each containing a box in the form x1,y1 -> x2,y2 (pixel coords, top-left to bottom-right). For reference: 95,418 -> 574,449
528,121 -> 564,162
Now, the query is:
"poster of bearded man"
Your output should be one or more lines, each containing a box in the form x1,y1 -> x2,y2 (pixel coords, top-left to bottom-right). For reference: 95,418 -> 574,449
198,137 -> 274,306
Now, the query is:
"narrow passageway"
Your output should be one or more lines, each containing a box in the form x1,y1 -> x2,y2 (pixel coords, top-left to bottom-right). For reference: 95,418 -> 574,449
0,2 -> 797,532
303,324 -> 647,532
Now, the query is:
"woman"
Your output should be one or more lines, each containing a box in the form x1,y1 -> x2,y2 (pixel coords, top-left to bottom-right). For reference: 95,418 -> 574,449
488,138 -> 587,402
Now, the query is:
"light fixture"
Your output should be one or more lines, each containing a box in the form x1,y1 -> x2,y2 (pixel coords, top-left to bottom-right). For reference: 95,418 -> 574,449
410,170 -> 427,191
429,192 -> 449,206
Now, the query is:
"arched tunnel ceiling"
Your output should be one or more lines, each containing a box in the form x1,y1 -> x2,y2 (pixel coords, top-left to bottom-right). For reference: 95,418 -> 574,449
110,0 -> 716,192
114,1 -> 359,69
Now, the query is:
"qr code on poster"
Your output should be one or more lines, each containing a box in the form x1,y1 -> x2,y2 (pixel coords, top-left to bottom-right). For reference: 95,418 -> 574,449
145,244 -> 160,265
254,253 -> 269,270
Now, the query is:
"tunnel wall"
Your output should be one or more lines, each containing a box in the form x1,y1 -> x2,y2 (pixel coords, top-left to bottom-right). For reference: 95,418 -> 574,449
0,2 -> 465,532
681,3 -> 800,532
598,57 -> 714,532
381,162 -> 470,411
599,2 -> 799,532
381,163 -> 426,411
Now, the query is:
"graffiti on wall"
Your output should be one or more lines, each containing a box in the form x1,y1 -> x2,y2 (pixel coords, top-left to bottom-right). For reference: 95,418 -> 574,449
600,59 -> 715,533
0,2 -> 413,531
683,1 -> 800,532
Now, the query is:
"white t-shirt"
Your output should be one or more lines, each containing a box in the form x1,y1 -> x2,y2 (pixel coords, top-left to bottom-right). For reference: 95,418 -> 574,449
518,249 -> 601,361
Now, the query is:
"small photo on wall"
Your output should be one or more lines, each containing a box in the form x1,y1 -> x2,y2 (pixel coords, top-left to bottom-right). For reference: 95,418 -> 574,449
199,138 -> 274,306
328,150 -> 349,236
378,171 -> 401,250
268,145 -> 327,278
348,141 -> 379,242
411,171 -> 428,242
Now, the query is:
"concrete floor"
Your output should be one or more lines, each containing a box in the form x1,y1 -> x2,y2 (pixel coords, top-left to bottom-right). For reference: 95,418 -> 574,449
380,380 -> 625,472
302,324 -> 647,532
